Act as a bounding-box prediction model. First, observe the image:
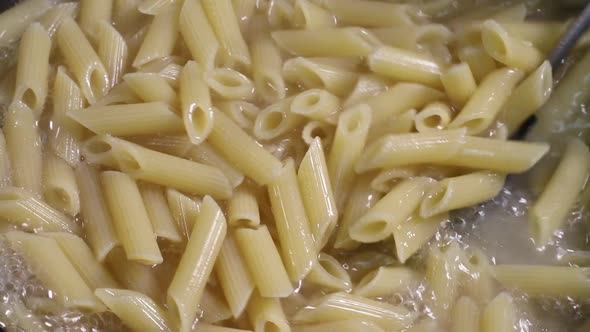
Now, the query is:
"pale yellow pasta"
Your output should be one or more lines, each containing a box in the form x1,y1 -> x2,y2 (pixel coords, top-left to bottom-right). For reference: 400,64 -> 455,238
461,248 -> 497,306
232,0 -> 256,25
370,167 -> 417,193
393,213 -> 448,264
81,134 -> 120,169
283,57 -> 358,97
530,138 -> 590,246
292,0 -> 333,30
368,46 -> 444,88
205,67 -> 255,100
101,171 -> 162,265
4,103 -> 42,196
179,0 -> 219,70
251,36 -> 286,103
333,173 -> 381,250
138,182 -> 182,242
13,23 -> 50,114
343,74 -> 389,107
78,0 -> 113,40
95,288 -> 172,332
499,61 -> 553,135
367,109 -> 417,143
272,27 -> 381,57
292,292 -> 416,329
214,233 -> 255,318
227,186 -> 260,228
234,226 -> 294,298
440,63 -> 477,108
457,46 -> 497,82
129,134 -> 192,158
112,0 -> 143,34
320,0 -> 417,27
293,320 -> 384,332
50,67 -> 86,166
68,102 -> 183,136
124,72 -> 177,104
217,101 -> 260,131
420,172 -> 505,218
97,21 -> 129,88
195,324 -> 252,332
354,266 -> 417,298
208,108 -> 283,185
254,97 -> 304,141
426,242 -> 462,317
167,196 -> 227,332
0,0 -> 51,46
93,82 -> 141,107
132,4 -> 179,68
305,253 -> 352,291
451,296 -> 480,332
165,188 -> 201,239
302,121 -> 336,147
291,89 -> 340,121
349,177 -> 433,243
246,292 -> 290,332
328,104 -> 372,207
481,20 -> 544,72
180,61 -> 214,145
199,287 -> 233,323
138,0 -> 175,15
5,231 -> 101,310
481,292 -> 518,332
267,0 -> 294,28
187,143 -> 245,189
201,0 -> 251,67
43,153 -> 80,216
414,101 -> 453,133
0,130 -> 12,188
42,232 -> 119,290
370,24 -> 453,53
75,162 -> 118,262
57,17 -> 110,104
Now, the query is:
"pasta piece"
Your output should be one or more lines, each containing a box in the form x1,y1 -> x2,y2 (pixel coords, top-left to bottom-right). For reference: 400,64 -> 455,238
292,292 -> 416,329
267,0 -> 294,28
217,101 -> 260,131
441,63 -> 477,108
272,27 -> 381,57
165,188 -> 201,239
302,121 -> 335,147
75,162 -> 118,261
461,248 -> 497,306
232,0 -> 256,25
268,160 -> 316,282
426,242 -> 463,317
414,102 -> 453,133
208,108 -> 283,185
349,177 -> 433,243
179,61 -> 213,145
205,68 -> 255,100
68,102 -> 184,136
343,74 -> 389,107
97,21 -> 129,88
254,97 -> 304,141
78,0 -> 113,40
124,72 -> 177,104
449,67 -> 524,135
43,153 -> 80,216
234,226 -> 293,298
499,61 -> 553,135
0,186 -> 79,233
293,0 -> 334,29
227,186 -> 260,228
481,292 -> 518,332
187,143 -> 245,189
530,139 -> 590,246
167,196 -> 227,332
393,213 -> 448,264
451,296 -> 480,332
328,104 -> 372,207
50,67 -> 86,166
5,232 -> 101,310
291,89 -> 339,121
94,81 -> 141,107
370,24 -> 453,53
101,171 -> 162,264
0,0 -> 51,46
420,172 -> 505,218
353,266 -> 418,298
293,320 -> 384,332
81,135 -> 120,169
457,46 -> 496,83
247,292 -> 290,332
95,288 -> 172,332
128,134 -> 192,158
112,0 -> 143,35
57,18 -> 109,104
42,232 -> 119,289
195,324 -> 252,332
132,4 -> 179,68
98,135 -> 233,199
138,0 -> 175,15
251,36 -> 286,103
482,20 -> 544,72
0,130 -> 11,188
283,57 -> 358,96
139,183 -> 182,242
305,253 -> 352,291
200,287 -> 233,323
367,109 -> 417,143
320,0 -> 418,27
368,46 -> 443,88
179,0 -> 219,70
13,23 -> 50,114
370,167 -> 418,193
298,138 -> 338,249
4,103 -> 42,196
215,233 -> 255,318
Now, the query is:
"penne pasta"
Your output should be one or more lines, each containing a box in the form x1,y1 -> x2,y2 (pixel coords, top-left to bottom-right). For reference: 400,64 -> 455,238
138,183 -> 182,242
293,320 -> 384,332
97,21 -> 129,88
187,143 -> 245,189
368,46 -> 444,88
43,153 -> 80,216
414,102 -> 453,133
178,0 -> 219,70
291,89 -> 340,121
227,186 -> 260,228
246,292 -> 290,332
426,242 -> 462,317
302,121 -> 336,148
36,3 -> 80,39
319,0 -> 418,27
481,292 -> 518,332
293,0 -> 335,29
305,253 -> 352,291
451,296 -> 480,332
179,61 -> 214,145
165,188 -> 201,239
124,72 -> 177,104
457,46 -> 497,83
200,287 -> 233,323
353,266 -> 418,298
283,57 -> 358,97
393,213 -> 448,264
440,63 -> 477,108
0,130 -> 12,188
251,36 -> 286,103
254,97 -> 304,141
217,100 -> 260,131
132,4 -> 179,68
78,0 -> 113,40
0,0 -> 51,46
205,68 -> 255,100
343,74 -> 389,107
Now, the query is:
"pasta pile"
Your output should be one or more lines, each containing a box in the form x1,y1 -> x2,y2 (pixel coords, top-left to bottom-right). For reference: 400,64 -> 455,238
0,0 -> 589,331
